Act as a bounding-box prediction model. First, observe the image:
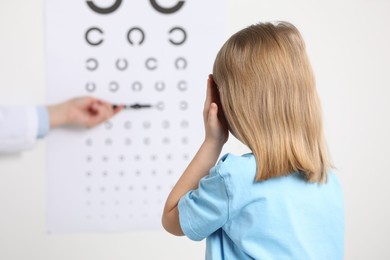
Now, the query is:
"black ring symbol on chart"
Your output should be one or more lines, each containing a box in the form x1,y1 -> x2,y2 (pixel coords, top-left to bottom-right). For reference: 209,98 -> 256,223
175,57 -> 187,70
179,101 -> 188,110
86,0 -> 122,14
124,121 -> 132,129
143,121 -> 151,129
162,137 -> 170,144
85,82 -> 96,92
116,59 -> 128,71
155,81 -> 165,91
181,137 -> 188,144
180,120 -> 189,128
86,58 -> 98,71
86,138 -> 93,146
177,80 -> 187,91
143,138 -> 150,145
162,120 -> 170,129
145,57 -> 158,70
149,0 -> 185,14
85,27 -> 104,46
168,27 -> 187,45
125,138 -> 132,145
132,81 -> 143,91
127,27 -> 145,46
156,102 -> 165,111
109,81 -> 119,92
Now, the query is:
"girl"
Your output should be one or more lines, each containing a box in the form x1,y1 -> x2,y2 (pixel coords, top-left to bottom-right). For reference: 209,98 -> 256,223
162,22 -> 344,259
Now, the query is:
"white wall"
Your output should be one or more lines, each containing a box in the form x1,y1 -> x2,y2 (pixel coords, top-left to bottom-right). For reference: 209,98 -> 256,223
1,0 -> 389,259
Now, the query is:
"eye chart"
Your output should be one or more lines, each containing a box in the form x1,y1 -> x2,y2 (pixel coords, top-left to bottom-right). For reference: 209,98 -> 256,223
45,0 -> 226,233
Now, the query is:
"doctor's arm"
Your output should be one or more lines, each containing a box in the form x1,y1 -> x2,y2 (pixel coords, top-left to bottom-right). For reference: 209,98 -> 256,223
47,96 -> 122,129
0,97 -> 122,153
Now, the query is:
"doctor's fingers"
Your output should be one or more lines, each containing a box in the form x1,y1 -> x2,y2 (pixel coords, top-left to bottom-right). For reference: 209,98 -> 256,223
87,102 -> 115,127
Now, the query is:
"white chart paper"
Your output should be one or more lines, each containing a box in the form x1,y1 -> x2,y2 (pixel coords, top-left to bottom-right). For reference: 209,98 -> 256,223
45,0 -> 226,233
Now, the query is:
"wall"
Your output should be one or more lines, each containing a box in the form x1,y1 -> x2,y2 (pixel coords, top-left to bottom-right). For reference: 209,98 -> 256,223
1,0 -> 389,259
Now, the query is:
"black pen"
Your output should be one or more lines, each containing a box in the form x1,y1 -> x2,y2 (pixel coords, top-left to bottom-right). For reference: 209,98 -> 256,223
112,103 -> 153,110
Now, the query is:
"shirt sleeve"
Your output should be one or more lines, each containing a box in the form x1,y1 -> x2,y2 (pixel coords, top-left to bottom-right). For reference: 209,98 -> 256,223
36,106 -> 50,139
0,106 -> 39,153
178,163 -> 230,241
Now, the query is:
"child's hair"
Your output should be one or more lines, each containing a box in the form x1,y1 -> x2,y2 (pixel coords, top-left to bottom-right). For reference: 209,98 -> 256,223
212,21 -> 331,183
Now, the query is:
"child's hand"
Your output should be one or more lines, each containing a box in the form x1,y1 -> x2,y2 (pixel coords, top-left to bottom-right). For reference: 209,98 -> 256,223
163,75 -> 228,236
203,75 -> 229,145
48,97 -> 123,128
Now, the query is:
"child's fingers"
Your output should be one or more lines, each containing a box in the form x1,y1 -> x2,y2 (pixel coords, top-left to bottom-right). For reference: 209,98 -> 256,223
203,76 -> 213,122
209,75 -> 219,102
207,102 -> 219,126
204,77 -> 212,108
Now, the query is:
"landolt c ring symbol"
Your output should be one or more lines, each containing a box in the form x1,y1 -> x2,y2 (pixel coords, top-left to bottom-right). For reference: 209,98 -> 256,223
150,0 -> 185,14
86,0 -> 122,14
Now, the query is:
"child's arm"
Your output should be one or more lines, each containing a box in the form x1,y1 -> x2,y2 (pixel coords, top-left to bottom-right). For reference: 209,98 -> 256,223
162,75 -> 229,236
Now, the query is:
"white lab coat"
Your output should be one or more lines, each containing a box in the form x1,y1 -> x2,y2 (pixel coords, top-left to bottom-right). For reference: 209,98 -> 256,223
0,106 -> 39,153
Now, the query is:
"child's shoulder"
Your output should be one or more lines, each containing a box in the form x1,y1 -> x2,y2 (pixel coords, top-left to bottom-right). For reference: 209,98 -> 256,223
213,153 -> 257,181
218,152 -> 255,164
213,153 -> 340,188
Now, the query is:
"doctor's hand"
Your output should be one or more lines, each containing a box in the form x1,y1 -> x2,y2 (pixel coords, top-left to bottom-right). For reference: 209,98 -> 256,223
47,97 -> 123,128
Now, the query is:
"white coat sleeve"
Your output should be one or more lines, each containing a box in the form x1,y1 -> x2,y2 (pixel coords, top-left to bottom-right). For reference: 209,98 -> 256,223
0,106 -> 39,153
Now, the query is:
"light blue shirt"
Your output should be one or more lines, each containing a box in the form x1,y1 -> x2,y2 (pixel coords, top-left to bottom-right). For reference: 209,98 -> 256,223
178,153 -> 344,260
36,106 -> 50,139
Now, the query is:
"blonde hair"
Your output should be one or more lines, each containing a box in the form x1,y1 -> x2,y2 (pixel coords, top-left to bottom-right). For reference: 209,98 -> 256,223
213,21 -> 331,183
